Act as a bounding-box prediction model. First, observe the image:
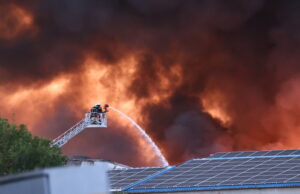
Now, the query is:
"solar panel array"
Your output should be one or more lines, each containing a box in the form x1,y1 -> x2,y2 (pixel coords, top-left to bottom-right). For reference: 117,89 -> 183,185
129,151 -> 300,191
210,149 -> 300,158
108,167 -> 167,190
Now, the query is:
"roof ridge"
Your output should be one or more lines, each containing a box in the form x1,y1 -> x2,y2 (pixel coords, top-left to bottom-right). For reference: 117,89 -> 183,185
195,154 -> 300,160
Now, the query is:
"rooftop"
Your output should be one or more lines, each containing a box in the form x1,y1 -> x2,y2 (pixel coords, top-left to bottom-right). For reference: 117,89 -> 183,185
108,149 -> 300,193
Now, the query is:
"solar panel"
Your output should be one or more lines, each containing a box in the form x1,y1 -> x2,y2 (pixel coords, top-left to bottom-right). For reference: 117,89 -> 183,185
209,149 -> 300,158
108,167 -> 167,190
128,153 -> 300,192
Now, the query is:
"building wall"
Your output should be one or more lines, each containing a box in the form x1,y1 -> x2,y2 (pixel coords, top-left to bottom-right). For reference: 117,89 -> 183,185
0,165 -> 109,194
149,187 -> 300,194
0,175 -> 49,194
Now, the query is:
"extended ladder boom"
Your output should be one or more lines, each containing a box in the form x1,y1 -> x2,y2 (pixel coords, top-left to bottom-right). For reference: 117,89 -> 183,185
51,120 -> 87,147
51,112 -> 107,147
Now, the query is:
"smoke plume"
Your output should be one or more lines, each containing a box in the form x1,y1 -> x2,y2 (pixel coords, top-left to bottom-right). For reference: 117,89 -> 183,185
1,0 -> 300,166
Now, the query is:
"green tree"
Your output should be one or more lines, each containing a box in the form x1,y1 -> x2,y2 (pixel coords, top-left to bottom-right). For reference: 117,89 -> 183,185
0,118 -> 67,176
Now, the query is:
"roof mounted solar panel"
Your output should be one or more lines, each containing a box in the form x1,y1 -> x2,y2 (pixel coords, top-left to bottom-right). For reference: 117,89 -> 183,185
209,149 -> 300,158
108,167 -> 169,191
127,152 -> 300,193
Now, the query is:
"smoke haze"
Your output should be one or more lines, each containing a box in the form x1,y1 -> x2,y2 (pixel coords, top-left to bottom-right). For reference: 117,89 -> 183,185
1,0 -> 300,166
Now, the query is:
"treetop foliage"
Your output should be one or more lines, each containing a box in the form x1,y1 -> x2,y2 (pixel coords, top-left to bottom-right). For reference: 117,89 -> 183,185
0,118 -> 67,176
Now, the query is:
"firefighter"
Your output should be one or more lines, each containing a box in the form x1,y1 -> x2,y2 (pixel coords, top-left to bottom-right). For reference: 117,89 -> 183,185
95,104 -> 103,113
90,105 -> 98,118
90,106 -> 95,113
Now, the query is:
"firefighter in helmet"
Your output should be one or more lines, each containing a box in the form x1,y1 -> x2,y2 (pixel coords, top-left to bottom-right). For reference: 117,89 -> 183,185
96,104 -> 103,113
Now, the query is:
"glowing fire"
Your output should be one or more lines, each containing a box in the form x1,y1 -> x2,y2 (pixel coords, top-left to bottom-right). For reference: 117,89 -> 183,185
0,77 -> 69,133
201,91 -> 231,126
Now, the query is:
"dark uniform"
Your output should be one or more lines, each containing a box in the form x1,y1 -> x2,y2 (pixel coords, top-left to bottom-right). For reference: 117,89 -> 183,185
90,106 -> 98,118
96,105 -> 103,113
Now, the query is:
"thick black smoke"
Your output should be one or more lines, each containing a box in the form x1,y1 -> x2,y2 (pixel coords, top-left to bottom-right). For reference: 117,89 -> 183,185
2,0 -> 300,166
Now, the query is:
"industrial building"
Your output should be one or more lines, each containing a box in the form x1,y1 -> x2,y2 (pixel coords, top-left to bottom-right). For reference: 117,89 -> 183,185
68,155 -> 128,169
2,148 -> 300,194
109,149 -> 300,193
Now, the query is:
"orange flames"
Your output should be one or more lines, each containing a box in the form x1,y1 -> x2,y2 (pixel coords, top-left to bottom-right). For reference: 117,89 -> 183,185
201,92 -> 231,126
199,75 -> 300,153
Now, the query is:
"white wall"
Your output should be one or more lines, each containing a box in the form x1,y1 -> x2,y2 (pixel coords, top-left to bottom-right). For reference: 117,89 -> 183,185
0,164 -> 110,194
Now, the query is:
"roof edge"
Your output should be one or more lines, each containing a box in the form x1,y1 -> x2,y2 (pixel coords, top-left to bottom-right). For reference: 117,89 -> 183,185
128,182 -> 300,193
196,154 -> 300,160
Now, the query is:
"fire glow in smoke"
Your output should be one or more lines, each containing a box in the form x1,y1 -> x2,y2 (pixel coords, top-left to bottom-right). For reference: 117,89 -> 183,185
1,0 -> 300,166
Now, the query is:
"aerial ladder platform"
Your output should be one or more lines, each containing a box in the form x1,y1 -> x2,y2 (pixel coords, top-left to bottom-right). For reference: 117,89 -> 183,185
51,104 -> 108,147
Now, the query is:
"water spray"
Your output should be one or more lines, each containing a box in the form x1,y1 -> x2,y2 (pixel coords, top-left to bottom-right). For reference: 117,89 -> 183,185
109,106 -> 169,166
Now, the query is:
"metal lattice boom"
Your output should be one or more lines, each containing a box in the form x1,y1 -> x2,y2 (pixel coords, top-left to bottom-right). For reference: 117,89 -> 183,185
51,112 -> 107,147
